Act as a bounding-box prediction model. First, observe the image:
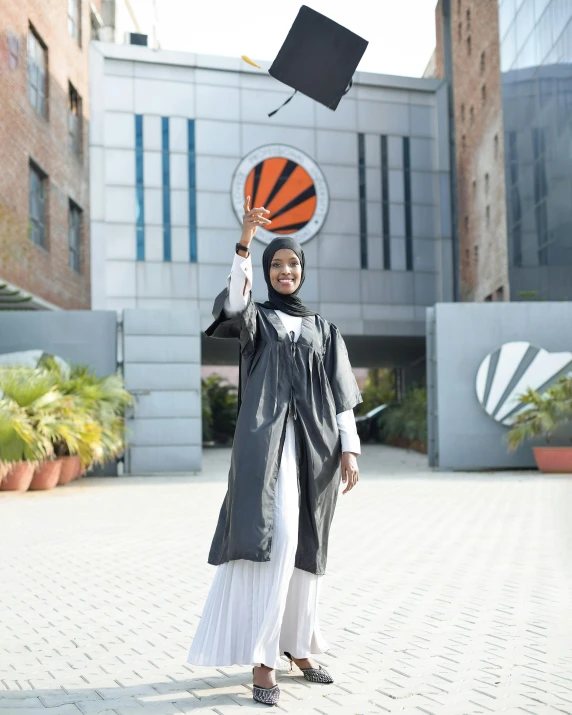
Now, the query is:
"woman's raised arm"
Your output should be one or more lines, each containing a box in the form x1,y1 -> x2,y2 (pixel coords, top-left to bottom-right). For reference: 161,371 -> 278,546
224,197 -> 270,315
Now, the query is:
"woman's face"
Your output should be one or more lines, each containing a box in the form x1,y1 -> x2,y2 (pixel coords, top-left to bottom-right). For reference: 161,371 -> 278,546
269,248 -> 302,294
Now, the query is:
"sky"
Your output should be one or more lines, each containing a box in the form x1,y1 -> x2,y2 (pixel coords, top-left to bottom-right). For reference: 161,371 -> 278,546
149,0 -> 437,79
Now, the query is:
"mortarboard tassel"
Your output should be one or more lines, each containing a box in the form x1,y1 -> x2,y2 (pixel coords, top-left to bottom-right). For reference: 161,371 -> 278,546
268,90 -> 298,117
268,78 -> 353,118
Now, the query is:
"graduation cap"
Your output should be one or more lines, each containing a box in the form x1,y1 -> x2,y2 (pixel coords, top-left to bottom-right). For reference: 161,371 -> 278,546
264,6 -> 369,117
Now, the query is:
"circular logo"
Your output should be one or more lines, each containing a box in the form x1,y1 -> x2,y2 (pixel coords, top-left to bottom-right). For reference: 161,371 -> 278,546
231,144 -> 329,244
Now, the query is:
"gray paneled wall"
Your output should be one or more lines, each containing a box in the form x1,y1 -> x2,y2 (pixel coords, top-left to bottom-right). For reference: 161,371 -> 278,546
427,302 -> 572,470
0,311 -> 117,377
123,309 -> 201,473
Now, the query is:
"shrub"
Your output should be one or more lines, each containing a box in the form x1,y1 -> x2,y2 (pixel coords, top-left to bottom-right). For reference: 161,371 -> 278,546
202,375 -> 238,444
506,375 -> 572,452
383,386 -> 428,445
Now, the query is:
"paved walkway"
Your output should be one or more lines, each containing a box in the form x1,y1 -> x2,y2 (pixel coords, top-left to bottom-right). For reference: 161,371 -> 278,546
1,446 -> 572,715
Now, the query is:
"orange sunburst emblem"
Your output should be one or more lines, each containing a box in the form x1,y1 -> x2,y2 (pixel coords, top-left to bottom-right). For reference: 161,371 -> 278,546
231,145 -> 329,244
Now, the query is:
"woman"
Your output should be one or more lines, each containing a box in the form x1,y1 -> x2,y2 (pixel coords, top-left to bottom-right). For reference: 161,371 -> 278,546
188,199 -> 362,706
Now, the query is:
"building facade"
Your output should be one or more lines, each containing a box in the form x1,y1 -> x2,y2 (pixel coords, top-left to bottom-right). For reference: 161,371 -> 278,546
434,0 -> 510,303
499,0 -> 572,300
434,0 -> 572,302
0,0 -> 105,309
90,42 -> 454,370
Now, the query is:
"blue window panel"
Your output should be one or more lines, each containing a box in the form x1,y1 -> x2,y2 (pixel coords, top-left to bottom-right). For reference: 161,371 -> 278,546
358,133 -> 367,269
188,119 -> 197,263
381,135 -> 391,270
161,116 -> 171,262
403,136 -> 413,271
135,114 -> 145,261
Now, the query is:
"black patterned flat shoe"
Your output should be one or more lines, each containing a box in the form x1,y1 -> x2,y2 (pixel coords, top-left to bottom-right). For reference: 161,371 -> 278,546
252,668 -> 280,706
284,651 -> 334,684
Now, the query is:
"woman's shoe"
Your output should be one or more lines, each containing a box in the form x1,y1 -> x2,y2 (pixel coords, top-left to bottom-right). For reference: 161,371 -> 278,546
252,667 -> 280,706
284,651 -> 334,684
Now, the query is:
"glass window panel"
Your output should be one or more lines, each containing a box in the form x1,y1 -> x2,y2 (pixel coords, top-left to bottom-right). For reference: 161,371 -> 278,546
68,0 -> 80,43
68,83 -> 81,156
27,29 -> 47,117
29,163 -> 46,248
69,202 -> 81,272
501,23 -> 518,70
515,1 -> 535,51
500,0 -> 516,39
559,20 -> 572,62
535,0 -> 551,22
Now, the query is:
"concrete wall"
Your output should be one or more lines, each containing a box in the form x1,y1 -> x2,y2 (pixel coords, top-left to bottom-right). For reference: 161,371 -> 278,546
428,301 -> 572,470
0,310 -> 116,376
123,308 -> 201,473
90,42 -> 454,341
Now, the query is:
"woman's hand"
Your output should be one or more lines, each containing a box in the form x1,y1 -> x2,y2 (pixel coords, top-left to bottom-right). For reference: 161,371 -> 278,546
341,452 -> 359,494
242,196 -> 271,244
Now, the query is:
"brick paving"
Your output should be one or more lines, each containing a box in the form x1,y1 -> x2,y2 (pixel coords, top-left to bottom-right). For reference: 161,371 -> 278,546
1,446 -> 572,715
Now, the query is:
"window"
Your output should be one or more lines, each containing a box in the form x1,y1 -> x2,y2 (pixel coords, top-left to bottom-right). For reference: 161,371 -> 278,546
29,161 -> 47,248
381,135 -> 390,270
494,134 -> 499,158
403,137 -> 413,271
458,0 -> 461,13
486,205 -> 490,228
135,115 -> 145,261
467,35 -> 471,55
69,201 -> 82,272
472,179 -> 477,198
358,133 -> 367,269
470,105 -> 474,126
466,8 -> 471,31
27,27 -> 47,118
481,84 -> 487,106
458,22 -> 462,41
464,215 -> 469,233
474,245 -> 479,263
462,133 -> 466,151
480,51 -> 486,74
460,103 -> 465,123
485,172 -> 490,194
68,0 -> 81,44
68,83 -> 81,156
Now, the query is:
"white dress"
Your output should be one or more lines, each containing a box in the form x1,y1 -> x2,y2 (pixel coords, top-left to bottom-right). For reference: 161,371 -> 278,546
187,253 -> 361,670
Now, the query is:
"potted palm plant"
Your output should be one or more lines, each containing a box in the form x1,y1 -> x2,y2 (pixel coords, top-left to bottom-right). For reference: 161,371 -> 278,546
39,358 -> 133,479
0,396 -> 48,491
0,367 -> 61,490
0,361 -> 133,491
506,375 -> 572,473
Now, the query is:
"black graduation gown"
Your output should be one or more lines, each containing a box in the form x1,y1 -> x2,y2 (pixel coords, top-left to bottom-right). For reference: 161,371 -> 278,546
204,286 -> 363,576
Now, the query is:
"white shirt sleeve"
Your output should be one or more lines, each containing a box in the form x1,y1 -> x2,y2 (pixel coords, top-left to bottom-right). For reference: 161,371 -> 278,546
223,253 -> 253,315
336,409 -> 361,455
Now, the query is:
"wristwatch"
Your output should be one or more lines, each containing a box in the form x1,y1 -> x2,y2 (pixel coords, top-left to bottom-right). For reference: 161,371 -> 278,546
235,242 -> 250,255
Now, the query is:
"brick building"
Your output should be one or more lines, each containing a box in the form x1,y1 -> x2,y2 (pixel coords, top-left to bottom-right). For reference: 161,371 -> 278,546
0,0 -> 103,309
433,0 -> 510,303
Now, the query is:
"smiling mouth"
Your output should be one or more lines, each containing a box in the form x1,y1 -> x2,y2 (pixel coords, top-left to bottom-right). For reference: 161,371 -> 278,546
278,279 -> 294,284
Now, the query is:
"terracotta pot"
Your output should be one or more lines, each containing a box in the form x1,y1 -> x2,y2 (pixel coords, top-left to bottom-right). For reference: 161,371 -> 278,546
58,455 -> 82,485
72,462 -> 85,480
29,460 -> 63,490
0,462 -> 35,492
533,446 -> 572,474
